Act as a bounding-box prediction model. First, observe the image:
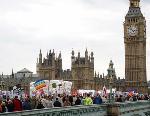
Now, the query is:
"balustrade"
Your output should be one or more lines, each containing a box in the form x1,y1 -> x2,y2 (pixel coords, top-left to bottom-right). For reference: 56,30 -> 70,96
0,101 -> 150,116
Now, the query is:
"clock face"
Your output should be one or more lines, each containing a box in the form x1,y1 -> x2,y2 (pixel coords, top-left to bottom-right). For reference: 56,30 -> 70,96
127,25 -> 138,36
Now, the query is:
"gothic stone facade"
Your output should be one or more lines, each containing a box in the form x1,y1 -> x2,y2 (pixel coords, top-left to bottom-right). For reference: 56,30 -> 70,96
124,0 -> 148,93
71,49 -> 94,90
36,49 -> 62,80
36,49 -> 124,91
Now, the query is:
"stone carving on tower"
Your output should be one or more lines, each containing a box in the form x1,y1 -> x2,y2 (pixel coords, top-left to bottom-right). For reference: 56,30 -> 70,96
124,0 -> 148,93
36,49 -> 62,80
107,60 -> 116,79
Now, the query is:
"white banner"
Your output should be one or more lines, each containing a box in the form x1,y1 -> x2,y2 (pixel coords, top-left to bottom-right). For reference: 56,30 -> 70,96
30,80 -> 72,96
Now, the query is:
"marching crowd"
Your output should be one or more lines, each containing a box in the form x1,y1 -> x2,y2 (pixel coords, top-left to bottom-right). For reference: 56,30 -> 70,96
0,93 -> 149,113
0,93 -> 101,113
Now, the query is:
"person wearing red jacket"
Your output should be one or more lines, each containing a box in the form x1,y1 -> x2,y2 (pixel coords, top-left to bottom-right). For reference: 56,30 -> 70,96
13,96 -> 22,111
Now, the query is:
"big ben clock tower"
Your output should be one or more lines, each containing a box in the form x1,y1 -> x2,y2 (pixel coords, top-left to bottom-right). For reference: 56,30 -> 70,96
124,0 -> 148,93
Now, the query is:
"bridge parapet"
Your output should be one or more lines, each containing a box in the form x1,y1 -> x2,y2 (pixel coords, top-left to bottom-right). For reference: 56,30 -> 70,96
0,105 -> 107,116
118,100 -> 150,116
0,100 -> 150,116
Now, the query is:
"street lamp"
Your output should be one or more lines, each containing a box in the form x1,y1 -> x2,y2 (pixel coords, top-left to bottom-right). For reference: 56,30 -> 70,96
109,76 -> 114,104
107,76 -> 120,116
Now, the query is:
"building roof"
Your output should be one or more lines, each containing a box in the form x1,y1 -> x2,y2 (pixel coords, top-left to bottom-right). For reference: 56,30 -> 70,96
32,74 -> 38,77
17,68 -> 33,73
126,7 -> 143,18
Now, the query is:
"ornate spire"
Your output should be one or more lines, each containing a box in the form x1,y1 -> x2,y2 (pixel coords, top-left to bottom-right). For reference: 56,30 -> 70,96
47,52 -> 49,58
85,48 -> 88,63
85,48 -> 88,56
91,52 -> 94,58
58,51 -> 61,59
71,49 -> 74,56
39,49 -> 42,64
90,51 -> 94,64
109,60 -> 114,69
95,71 -> 97,77
39,49 -> 42,56
2,72 -> 3,78
71,49 -> 75,63
78,52 -> 80,58
98,72 -> 100,78
130,0 -> 140,8
40,49 -> 42,54
12,68 -> 14,78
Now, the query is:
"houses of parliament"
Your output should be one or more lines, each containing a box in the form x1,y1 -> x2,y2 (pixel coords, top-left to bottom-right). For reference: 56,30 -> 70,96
0,0 -> 148,94
36,49 -> 123,91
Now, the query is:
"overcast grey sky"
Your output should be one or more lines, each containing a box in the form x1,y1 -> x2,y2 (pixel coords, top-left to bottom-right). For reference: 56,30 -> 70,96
0,0 -> 150,80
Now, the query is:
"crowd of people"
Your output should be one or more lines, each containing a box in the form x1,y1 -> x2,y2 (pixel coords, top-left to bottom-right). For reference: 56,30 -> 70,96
115,94 -> 150,102
0,93 -> 149,113
0,93 -> 102,113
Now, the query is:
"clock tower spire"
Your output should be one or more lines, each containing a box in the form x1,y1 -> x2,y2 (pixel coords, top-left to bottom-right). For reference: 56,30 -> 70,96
124,0 -> 148,94
130,0 -> 140,8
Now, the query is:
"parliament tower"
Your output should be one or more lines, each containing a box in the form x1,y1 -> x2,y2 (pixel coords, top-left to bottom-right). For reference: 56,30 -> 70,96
36,49 -> 62,80
71,49 -> 94,90
124,0 -> 148,93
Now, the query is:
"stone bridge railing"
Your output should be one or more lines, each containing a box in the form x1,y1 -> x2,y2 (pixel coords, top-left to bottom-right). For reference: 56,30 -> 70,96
0,105 -> 107,116
0,100 -> 150,116
118,100 -> 150,116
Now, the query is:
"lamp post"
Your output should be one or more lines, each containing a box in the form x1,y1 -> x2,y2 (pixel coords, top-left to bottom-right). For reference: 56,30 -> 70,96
109,76 -> 114,104
107,76 -> 120,116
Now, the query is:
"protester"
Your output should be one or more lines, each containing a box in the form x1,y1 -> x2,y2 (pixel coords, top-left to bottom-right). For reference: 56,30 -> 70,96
116,95 -> 123,102
0,99 -> 6,113
144,95 -> 149,100
63,97 -> 71,107
1,102 -> 6,113
73,95 -> 77,106
101,96 -> 107,103
75,97 -> 81,105
41,96 -> 49,108
41,95 -> 53,108
84,94 -> 93,105
68,95 -> 73,106
53,98 -> 62,107
22,98 -> 31,110
0,99 -> 3,113
0,90 -> 149,114
133,95 -> 137,101
6,99 -> 14,112
47,96 -> 53,108
129,96 -> 133,101
93,95 -> 103,104
30,96 -> 38,109
57,94 -> 64,107
36,99 -> 44,109
13,96 -> 22,111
